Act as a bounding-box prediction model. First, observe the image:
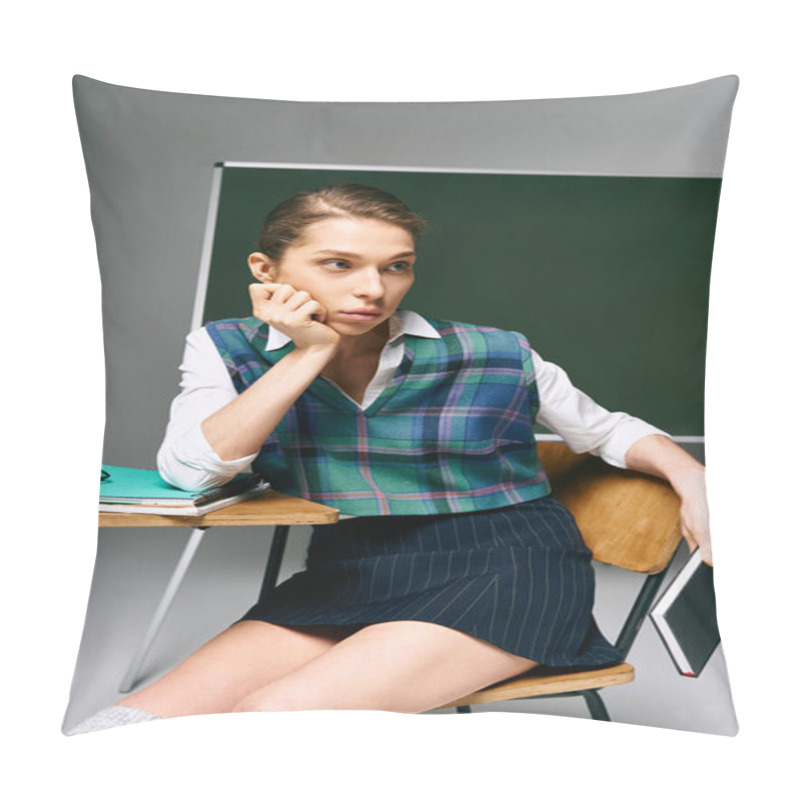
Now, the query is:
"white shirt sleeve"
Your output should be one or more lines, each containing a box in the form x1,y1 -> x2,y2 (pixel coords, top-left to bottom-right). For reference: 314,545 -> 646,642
531,349 -> 671,469
156,328 -> 261,492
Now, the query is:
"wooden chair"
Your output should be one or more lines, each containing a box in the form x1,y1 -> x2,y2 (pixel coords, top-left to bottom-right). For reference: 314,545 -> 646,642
434,441 -> 684,720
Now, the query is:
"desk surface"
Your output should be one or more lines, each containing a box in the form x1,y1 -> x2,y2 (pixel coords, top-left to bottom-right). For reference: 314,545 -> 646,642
99,490 -> 340,528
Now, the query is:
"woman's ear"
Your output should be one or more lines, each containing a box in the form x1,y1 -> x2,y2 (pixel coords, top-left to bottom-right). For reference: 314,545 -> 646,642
248,252 -> 277,282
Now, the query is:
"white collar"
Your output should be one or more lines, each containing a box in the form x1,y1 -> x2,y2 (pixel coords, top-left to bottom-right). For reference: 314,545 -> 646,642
265,309 -> 441,351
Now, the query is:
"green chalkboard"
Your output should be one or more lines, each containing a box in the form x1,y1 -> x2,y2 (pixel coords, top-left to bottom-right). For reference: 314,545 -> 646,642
202,166 -> 721,436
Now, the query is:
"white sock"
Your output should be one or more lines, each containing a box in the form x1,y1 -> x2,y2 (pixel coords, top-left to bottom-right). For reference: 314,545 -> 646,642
65,704 -> 162,736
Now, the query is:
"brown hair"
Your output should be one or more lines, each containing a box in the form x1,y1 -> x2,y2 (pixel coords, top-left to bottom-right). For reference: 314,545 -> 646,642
256,184 -> 427,262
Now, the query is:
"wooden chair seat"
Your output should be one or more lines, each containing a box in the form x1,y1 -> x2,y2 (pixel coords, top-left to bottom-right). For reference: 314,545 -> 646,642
437,662 -> 635,709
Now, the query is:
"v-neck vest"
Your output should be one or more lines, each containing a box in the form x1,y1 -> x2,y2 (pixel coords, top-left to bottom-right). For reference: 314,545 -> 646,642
205,315 -> 551,515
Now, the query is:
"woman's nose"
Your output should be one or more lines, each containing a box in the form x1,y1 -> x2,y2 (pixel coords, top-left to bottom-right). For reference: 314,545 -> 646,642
353,268 -> 385,299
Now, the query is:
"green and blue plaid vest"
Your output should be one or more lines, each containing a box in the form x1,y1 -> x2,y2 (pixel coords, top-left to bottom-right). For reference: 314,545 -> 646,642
205,314 -> 551,515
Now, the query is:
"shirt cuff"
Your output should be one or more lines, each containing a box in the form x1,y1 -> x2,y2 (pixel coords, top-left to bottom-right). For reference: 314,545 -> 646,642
158,423 -> 260,491
591,418 -> 673,469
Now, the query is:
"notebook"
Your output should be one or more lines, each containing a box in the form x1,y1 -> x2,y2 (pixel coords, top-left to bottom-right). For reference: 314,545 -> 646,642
649,548 -> 721,678
99,465 -> 270,515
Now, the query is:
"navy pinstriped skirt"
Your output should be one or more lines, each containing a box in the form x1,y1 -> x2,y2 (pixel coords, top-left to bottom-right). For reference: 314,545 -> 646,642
236,496 -> 623,667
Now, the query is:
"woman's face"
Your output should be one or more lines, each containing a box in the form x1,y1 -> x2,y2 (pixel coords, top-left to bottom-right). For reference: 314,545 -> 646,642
249,217 -> 417,338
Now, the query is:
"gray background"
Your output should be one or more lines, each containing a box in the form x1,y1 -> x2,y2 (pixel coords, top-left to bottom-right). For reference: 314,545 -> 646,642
66,75 -> 738,734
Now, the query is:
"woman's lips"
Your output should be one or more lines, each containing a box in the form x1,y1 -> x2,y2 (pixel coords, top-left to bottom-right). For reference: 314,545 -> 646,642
339,310 -> 383,320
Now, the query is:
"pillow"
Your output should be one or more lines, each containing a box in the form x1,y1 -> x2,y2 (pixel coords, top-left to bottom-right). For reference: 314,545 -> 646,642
67,74 -> 738,736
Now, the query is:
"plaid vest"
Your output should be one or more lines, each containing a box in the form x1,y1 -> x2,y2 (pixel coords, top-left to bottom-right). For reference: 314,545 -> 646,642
205,315 -> 551,516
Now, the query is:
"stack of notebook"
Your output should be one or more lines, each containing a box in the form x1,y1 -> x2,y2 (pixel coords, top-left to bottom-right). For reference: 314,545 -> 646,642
99,465 -> 270,516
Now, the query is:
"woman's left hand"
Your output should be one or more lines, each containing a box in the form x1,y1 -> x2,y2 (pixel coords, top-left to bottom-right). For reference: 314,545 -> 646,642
625,435 -> 713,566
676,471 -> 713,566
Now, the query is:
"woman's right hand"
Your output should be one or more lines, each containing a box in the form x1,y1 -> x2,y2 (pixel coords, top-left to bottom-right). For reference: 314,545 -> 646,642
249,282 -> 341,352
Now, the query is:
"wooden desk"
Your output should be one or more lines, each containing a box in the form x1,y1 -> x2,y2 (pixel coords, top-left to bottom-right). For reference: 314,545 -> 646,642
99,490 -> 339,693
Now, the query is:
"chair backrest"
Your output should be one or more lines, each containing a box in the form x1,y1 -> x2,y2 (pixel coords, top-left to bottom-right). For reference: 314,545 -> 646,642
537,442 -> 682,575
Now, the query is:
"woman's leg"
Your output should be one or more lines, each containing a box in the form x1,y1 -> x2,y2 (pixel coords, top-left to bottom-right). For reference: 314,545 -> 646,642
116,620 -> 356,718
232,620 -> 538,714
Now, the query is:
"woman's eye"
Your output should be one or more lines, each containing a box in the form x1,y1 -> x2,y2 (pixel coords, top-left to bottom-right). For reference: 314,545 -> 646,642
324,260 -> 350,270
386,262 -> 411,272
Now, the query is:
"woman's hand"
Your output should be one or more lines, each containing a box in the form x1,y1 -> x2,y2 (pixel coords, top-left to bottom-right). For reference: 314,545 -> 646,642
249,282 -> 341,352
200,282 -> 340,462
675,470 -> 713,566
625,434 -> 713,566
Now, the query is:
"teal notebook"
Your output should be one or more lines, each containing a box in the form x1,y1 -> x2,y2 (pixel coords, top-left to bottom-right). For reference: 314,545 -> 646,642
100,465 -> 265,507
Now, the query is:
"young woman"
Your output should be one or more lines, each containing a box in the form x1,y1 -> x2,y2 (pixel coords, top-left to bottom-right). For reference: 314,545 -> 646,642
68,184 -> 710,734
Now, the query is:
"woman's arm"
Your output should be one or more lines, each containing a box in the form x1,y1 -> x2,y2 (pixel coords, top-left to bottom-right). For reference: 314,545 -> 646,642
156,328 -> 262,491
158,283 -> 340,491
156,328 -> 337,491
527,345 -> 712,564
624,434 -> 712,565
200,343 -> 335,461
199,283 -> 339,461
530,349 -> 669,468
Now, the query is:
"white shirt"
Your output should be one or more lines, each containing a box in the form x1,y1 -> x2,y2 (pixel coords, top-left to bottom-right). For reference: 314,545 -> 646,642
157,310 -> 669,493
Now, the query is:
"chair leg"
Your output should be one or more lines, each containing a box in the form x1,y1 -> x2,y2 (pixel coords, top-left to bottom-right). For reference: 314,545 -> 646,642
455,705 -> 472,713
581,690 -> 610,721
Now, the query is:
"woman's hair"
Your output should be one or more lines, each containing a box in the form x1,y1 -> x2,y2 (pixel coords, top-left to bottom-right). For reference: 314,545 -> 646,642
256,184 -> 427,261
